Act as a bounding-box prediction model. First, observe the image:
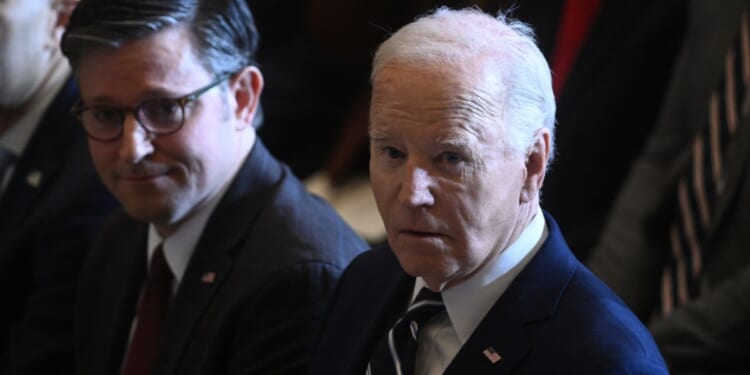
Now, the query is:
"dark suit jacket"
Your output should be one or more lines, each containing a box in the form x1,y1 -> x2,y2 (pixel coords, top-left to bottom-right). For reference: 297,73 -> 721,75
588,1 -> 750,372
506,0 -> 688,257
310,212 -> 667,374
76,140 -> 368,375
0,78 -> 117,375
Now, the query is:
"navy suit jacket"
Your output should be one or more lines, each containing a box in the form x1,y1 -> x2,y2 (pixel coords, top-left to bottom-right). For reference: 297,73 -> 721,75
76,140 -> 368,375
309,213 -> 668,374
0,78 -> 117,374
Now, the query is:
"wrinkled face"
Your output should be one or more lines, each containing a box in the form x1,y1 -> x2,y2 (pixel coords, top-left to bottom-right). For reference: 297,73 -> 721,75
77,27 -> 252,234
369,63 -> 532,290
0,0 -> 57,108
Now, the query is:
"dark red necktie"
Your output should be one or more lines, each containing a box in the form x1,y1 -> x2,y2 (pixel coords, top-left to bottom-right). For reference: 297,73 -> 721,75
121,245 -> 173,375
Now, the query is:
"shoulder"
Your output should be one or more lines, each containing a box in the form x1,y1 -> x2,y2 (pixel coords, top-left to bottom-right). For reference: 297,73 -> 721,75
336,245 -> 401,284
320,244 -> 406,319
308,245 -> 406,375
513,218 -> 668,371
243,167 -> 368,268
548,264 -> 668,371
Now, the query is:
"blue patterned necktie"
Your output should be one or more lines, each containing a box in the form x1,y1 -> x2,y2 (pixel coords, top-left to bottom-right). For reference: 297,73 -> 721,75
367,287 -> 445,375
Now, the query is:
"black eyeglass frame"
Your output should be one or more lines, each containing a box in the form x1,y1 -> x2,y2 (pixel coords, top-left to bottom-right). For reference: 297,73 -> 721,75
71,74 -> 232,142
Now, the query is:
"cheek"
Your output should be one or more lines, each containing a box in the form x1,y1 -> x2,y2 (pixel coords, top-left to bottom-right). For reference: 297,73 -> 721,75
448,185 -> 501,243
87,142 -> 117,175
168,124 -> 234,188
370,174 -> 391,221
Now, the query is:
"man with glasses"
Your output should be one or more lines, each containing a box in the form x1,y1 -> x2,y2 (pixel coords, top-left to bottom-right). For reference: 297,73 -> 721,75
61,0 -> 367,374
0,1 -> 118,374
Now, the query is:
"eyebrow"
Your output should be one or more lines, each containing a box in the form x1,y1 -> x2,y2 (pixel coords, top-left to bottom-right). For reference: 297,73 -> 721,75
435,134 -> 473,149
82,88 -> 185,106
368,126 -> 392,142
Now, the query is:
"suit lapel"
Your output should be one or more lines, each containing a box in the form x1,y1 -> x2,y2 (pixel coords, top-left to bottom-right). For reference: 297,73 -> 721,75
93,222 -> 148,374
445,213 -> 577,374
0,78 -> 79,247
152,140 -> 285,374
444,290 -> 529,375
352,261 -> 414,374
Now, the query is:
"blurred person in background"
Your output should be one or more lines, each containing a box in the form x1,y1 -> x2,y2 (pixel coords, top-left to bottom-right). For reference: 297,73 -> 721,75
0,0 -> 117,373
588,1 -> 750,372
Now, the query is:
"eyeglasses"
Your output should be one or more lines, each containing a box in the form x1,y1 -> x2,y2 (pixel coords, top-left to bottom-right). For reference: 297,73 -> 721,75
71,74 -> 231,142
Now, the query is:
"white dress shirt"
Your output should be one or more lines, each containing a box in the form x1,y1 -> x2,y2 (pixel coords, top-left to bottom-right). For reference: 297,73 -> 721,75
413,208 -> 548,375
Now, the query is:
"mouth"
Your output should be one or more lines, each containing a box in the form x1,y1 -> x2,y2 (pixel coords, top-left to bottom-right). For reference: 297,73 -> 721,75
117,168 -> 172,184
400,229 -> 443,238
120,172 -> 166,181
117,163 -> 172,182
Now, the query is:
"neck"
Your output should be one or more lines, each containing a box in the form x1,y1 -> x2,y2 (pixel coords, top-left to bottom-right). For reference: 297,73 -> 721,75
429,201 -> 540,292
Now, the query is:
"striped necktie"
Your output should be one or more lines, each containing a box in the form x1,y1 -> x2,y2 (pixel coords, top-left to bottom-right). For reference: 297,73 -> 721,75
367,287 -> 445,375
660,11 -> 750,316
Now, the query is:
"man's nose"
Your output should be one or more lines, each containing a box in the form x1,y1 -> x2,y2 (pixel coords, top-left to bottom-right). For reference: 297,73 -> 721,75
399,165 -> 435,207
119,115 -> 154,163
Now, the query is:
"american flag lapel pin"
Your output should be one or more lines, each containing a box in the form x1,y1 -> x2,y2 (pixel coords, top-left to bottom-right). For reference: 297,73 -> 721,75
201,272 -> 216,284
483,346 -> 502,364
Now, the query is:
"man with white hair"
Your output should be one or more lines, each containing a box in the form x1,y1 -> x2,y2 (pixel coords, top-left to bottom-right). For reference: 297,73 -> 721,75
309,8 -> 668,374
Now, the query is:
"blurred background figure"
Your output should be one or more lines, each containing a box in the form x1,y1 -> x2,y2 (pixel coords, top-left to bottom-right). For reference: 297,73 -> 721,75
0,0 -> 117,374
509,0 -> 687,258
588,1 -> 750,372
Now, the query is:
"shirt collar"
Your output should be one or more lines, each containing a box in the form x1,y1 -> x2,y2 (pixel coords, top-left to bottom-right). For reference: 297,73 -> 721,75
0,59 -> 71,156
146,186 -> 229,285
413,207 -> 548,344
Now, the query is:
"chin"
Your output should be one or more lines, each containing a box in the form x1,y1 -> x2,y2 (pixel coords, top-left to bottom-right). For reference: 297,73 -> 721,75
120,201 -> 172,224
394,249 -> 454,283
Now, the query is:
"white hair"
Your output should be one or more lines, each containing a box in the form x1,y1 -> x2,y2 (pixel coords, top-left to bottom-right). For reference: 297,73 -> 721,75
371,7 -> 556,162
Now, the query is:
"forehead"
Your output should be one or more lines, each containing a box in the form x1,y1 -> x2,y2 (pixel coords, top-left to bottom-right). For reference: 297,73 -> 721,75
76,26 -> 212,104
370,62 -> 503,145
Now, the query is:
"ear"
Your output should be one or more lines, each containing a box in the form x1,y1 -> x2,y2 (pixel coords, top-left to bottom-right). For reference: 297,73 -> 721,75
46,1 -> 78,49
229,66 -> 264,130
519,128 -> 551,203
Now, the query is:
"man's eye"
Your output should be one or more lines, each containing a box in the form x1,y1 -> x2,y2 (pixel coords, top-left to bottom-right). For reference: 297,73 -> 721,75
439,152 -> 463,164
142,100 -> 182,124
383,146 -> 405,159
91,108 -> 122,124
